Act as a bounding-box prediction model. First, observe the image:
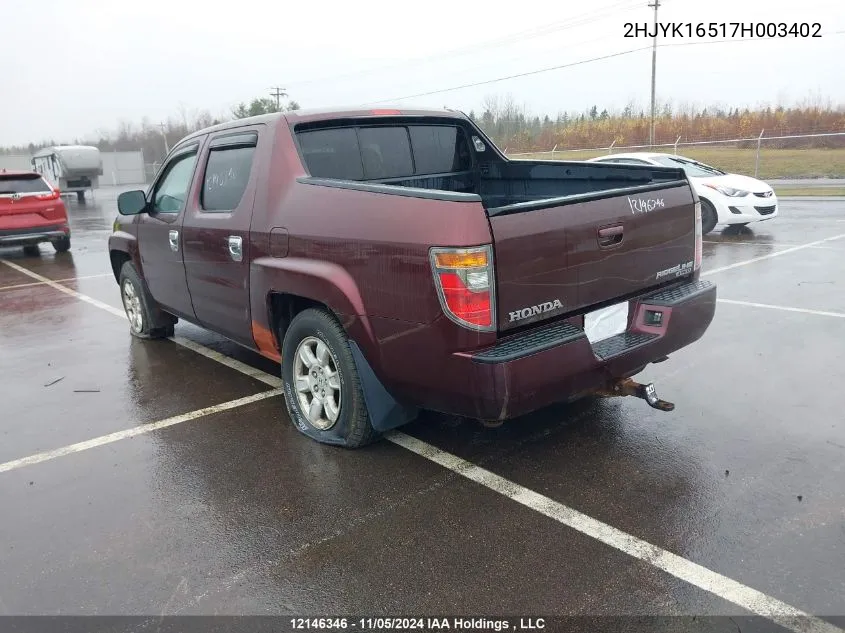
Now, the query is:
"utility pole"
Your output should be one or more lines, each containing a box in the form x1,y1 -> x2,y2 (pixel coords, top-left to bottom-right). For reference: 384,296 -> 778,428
158,123 -> 170,154
648,0 -> 660,147
270,86 -> 287,111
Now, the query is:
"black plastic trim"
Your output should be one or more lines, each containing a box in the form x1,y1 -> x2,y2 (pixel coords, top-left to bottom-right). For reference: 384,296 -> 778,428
592,331 -> 658,361
349,341 -> 419,432
487,180 -> 689,217
209,132 -> 258,149
0,224 -> 65,237
641,279 -> 715,306
472,320 -> 585,363
296,176 -> 481,202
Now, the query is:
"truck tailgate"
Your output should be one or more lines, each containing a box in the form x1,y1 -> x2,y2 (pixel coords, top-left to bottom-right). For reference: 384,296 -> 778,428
489,182 -> 696,332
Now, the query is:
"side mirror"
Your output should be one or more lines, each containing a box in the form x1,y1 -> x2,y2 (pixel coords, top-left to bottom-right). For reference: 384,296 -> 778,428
117,190 -> 147,215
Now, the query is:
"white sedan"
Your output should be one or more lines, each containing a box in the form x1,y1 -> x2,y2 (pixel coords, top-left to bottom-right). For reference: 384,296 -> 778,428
588,152 -> 778,234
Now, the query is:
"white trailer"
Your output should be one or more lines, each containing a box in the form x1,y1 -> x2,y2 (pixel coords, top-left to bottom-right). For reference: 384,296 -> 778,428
31,145 -> 103,203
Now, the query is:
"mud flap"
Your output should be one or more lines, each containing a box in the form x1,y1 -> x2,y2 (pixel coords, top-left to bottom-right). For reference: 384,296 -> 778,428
349,341 -> 419,432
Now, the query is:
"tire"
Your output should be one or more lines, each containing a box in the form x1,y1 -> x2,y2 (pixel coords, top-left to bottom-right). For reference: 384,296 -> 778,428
118,262 -> 175,339
281,308 -> 377,448
52,236 -> 71,253
700,198 -> 718,234
22,244 -> 40,257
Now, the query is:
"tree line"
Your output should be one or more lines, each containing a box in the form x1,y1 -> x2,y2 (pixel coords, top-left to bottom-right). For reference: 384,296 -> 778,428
469,95 -> 845,152
2,93 -> 843,162
0,95 -> 299,165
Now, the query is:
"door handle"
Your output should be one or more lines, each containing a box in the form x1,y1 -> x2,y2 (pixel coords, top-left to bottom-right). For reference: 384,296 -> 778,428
168,230 -> 179,252
228,235 -> 243,262
598,225 -> 623,247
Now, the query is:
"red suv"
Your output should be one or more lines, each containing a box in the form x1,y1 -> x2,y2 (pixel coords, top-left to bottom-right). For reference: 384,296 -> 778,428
0,170 -> 71,255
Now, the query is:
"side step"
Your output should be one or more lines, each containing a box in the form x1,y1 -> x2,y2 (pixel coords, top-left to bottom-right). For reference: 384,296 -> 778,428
591,331 -> 658,361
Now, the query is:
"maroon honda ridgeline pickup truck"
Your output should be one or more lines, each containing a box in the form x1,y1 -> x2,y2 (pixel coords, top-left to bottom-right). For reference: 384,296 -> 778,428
108,108 -> 716,447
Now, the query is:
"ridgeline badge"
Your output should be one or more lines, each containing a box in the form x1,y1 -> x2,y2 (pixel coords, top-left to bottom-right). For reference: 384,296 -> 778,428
656,261 -> 694,279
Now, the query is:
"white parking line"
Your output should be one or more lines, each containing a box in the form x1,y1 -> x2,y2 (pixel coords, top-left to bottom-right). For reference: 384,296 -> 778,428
704,241 -> 841,250
3,257 -> 842,633
0,272 -> 112,291
172,335 -> 282,387
0,389 -> 282,474
1,259 -> 126,317
719,299 -> 845,319
0,259 -> 282,387
703,233 -> 845,276
388,432 -> 842,633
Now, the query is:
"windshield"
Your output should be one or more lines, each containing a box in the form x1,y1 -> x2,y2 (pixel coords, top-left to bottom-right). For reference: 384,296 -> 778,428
650,155 -> 725,178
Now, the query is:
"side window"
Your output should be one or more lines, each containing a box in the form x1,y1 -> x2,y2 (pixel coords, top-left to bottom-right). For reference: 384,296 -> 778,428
153,151 -> 198,213
201,134 -> 258,212
357,127 -> 413,179
409,126 -> 471,174
298,128 -> 363,180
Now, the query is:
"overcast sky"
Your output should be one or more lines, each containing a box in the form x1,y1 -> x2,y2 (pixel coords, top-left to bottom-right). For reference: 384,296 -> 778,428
1,0 -> 842,146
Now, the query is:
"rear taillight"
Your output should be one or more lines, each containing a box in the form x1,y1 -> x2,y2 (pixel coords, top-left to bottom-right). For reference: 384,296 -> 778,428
694,200 -> 703,271
36,190 -> 60,201
430,245 -> 495,331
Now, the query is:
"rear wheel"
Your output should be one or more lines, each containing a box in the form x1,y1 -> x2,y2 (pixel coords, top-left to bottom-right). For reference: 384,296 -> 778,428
118,262 -> 175,339
52,236 -> 71,253
22,244 -> 40,257
700,198 -> 718,234
281,308 -> 377,448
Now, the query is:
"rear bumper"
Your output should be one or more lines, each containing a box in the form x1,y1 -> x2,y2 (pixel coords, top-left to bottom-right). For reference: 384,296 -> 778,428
0,224 -> 70,246
411,278 -> 717,420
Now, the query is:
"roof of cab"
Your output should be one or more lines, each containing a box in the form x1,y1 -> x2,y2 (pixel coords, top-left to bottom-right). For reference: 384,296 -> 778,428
285,106 -> 463,123
179,106 -> 465,145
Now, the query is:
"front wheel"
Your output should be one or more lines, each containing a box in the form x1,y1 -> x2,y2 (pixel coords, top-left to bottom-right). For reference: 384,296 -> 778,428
118,262 -> 175,339
700,198 -> 718,234
281,308 -> 377,448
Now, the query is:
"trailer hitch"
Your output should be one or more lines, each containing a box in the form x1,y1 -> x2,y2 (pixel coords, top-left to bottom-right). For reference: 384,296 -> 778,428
594,378 -> 675,411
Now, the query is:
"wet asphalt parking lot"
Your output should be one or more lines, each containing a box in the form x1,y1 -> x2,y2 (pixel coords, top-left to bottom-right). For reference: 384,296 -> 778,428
1,187 -> 844,633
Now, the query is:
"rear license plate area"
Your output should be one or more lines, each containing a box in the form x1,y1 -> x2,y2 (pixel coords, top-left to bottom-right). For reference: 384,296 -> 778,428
584,302 -> 630,344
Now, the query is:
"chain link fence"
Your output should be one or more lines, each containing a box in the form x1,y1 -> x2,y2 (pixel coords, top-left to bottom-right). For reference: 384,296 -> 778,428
506,131 -> 845,180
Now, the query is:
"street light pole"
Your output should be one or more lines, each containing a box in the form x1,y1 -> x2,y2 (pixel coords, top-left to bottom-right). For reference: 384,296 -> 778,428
648,0 -> 660,147
159,123 -> 170,154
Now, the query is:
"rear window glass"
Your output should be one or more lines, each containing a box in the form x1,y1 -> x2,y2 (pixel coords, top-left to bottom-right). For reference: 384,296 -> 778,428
202,145 -> 256,211
0,176 -> 51,194
357,126 -> 414,179
297,123 -> 472,181
409,126 -> 471,173
298,128 -> 363,180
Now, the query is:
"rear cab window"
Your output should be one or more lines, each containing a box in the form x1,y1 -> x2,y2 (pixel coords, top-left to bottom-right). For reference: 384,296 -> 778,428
358,127 -> 413,179
296,120 -> 473,182
0,174 -> 52,196
297,129 -> 363,180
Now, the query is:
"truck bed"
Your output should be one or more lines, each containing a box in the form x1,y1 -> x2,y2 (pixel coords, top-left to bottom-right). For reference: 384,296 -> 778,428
305,158 -> 687,214
294,115 -> 699,333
